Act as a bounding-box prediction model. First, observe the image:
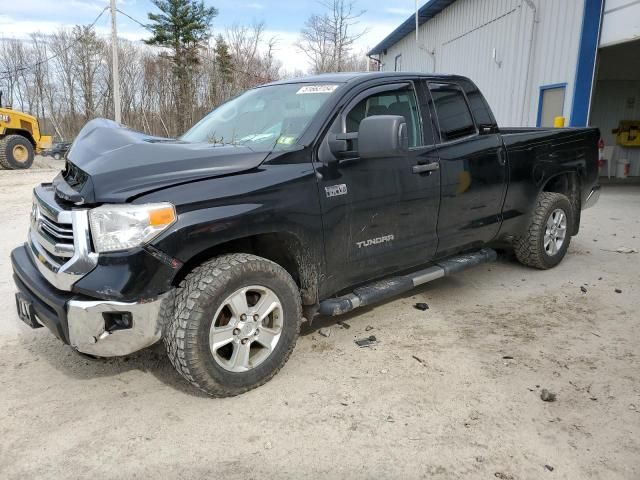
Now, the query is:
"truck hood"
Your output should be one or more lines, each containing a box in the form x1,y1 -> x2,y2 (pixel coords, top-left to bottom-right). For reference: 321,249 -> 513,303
53,118 -> 268,204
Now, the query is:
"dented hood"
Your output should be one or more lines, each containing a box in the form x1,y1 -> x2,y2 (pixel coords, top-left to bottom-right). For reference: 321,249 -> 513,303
54,118 -> 268,204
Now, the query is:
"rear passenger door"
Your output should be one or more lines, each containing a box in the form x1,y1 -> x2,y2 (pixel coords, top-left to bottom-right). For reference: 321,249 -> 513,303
425,82 -> 507,257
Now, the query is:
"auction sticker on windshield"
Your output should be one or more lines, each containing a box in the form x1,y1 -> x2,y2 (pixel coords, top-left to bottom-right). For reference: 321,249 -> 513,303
297,85 -> 339,95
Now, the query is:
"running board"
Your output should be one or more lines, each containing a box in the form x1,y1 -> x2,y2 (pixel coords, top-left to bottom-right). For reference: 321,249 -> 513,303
318,248 -> 497,316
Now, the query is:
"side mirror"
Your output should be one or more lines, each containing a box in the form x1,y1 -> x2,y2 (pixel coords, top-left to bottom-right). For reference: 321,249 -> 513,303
328,131 -> 358,160
358,115 -> 408,159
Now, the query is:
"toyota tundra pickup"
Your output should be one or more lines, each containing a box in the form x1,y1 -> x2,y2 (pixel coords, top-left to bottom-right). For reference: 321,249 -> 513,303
10,72 -> 600,396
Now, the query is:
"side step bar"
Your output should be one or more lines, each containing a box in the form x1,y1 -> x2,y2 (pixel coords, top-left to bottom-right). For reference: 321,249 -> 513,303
318,248 -> 497,316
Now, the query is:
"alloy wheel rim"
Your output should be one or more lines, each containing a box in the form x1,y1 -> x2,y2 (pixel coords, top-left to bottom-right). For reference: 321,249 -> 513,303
13,145 -> 28,163
544,208 -> 567,256
209,285 -> 283,372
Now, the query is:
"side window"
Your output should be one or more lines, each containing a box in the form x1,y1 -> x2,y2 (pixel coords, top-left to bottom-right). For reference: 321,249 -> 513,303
346,86 -> 423,148
428,83 -> 477,142
458,79 -> 496,129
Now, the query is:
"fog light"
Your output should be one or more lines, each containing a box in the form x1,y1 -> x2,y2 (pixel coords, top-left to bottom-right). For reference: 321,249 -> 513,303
103,312 -> 133,332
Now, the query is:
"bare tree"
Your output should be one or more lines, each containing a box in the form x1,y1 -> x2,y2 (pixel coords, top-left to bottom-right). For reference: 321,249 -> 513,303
0,15 -> 285,140
0,39 -> 29,109
49,29 -> 80,137
72,26 -> 105,122
297,15 -> 332,73
226,23 -> 280,90
297,0 -> 368,73
29,34 -> 49,123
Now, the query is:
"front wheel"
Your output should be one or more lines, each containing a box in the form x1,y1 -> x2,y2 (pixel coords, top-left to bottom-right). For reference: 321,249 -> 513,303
514,192 -> 574,269
164,253 -> 302,397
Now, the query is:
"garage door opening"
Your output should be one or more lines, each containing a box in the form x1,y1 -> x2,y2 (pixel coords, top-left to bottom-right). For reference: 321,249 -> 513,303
590,38 -> 640,181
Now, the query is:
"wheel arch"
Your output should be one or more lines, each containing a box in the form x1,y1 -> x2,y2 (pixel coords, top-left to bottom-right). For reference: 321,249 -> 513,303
3,129 -> 36,147
539,171 -> 581,235
171,231 -> 320,306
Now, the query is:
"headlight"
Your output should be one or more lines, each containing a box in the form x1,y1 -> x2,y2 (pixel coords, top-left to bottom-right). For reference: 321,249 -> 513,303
89,203 -> 176,253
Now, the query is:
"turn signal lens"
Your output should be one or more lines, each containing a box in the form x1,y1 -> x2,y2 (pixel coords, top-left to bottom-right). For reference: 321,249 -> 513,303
149,206 -> 176,226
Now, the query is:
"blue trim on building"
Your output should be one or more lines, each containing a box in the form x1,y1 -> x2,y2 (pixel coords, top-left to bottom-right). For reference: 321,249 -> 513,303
537,83 -> 568,127
367,0 -> 457,55
570,0 -> 604,126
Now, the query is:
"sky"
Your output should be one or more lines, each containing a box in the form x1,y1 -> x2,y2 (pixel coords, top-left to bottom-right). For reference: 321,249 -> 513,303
0,0 -> 417,72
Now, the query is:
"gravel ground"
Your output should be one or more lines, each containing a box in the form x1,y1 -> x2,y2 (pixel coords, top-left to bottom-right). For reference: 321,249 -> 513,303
0,160 -> 639,479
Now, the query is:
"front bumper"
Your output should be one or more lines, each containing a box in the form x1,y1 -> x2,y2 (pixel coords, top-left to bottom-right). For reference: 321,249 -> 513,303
583,184 -> 601,210
11,245 -> 168,357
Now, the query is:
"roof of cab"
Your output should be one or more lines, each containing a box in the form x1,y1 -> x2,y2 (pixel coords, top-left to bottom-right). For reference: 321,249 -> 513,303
265,71 -> 467,86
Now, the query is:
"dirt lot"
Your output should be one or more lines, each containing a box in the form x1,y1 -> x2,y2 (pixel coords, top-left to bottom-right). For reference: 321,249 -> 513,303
0,161 -> 638,479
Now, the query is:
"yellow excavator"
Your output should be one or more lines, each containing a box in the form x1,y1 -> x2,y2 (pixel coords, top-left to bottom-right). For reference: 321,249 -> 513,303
0,91 -> 52,169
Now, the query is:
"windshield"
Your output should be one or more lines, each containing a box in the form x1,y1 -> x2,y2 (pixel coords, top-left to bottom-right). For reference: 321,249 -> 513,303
181,83 -> 340,150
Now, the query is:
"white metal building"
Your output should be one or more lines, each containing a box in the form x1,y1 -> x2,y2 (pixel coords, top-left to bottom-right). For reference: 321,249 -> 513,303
368,0 -> 640,178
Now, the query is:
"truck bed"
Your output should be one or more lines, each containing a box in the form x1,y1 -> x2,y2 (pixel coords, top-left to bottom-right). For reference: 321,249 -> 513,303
496,126 -> 600,239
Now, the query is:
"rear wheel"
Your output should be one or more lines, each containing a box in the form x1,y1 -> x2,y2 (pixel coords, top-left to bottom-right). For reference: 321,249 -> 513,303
164,253 -> 302,397
0,135 -> 35,169
514,192 -> 573,269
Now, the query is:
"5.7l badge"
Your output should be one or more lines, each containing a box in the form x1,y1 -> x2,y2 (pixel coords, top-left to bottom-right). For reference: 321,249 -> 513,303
325,184 -> 348,198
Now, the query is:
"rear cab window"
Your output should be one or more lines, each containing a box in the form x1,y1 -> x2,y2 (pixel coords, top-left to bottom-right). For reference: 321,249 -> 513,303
428,82 -> 477,142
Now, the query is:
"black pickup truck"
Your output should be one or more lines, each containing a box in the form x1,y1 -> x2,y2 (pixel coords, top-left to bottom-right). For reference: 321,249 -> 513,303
11,72 -> 600,396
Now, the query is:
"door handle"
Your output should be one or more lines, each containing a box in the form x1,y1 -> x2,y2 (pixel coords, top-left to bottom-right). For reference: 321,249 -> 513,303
412,162 -> 439,174
497,147 -> 506,166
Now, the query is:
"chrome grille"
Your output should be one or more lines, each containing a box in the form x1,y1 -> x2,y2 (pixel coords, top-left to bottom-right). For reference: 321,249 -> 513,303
32,200 -> 75,263
37,213 -> 75,258
28,184 -> 98,291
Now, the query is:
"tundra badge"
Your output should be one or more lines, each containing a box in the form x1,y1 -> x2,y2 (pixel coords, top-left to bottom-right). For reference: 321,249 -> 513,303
356,234 -> 395,248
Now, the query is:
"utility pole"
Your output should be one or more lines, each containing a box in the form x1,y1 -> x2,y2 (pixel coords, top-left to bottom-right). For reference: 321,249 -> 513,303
415,0 -> 419,45
110,0 -> 121,123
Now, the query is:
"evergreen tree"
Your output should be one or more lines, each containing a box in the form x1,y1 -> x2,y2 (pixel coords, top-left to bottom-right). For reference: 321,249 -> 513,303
145,0 -> 218,134
214,35 -> 232,86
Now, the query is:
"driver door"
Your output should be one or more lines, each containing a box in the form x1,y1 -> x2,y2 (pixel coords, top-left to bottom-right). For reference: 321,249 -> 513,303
316,81 -> 441,295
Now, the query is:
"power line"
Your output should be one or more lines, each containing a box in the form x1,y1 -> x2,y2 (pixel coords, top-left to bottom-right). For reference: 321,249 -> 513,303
115,7 -> 145,27
0,6 -> 109,80
0,6 -> 275,84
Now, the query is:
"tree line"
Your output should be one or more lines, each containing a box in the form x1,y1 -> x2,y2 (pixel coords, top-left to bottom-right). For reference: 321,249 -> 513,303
0,0 -> 368,141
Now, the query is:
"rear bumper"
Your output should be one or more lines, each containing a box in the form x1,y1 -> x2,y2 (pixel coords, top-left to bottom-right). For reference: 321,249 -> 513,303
11,245 -> 168,357
583,184 -> 601,209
